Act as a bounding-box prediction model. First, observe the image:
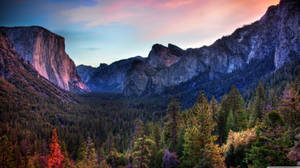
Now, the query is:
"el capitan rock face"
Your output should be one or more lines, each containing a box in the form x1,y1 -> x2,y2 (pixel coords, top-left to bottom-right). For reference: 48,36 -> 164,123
0,31 -> 75,102
78,0 -> 300,96
0,26 -> 89,92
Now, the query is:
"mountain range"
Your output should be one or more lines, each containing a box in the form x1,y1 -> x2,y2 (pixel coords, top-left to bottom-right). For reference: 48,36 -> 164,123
0,0 -> 299,106
77,0 -> 300,100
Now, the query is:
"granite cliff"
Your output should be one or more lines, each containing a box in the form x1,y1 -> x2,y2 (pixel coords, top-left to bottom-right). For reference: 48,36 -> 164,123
0,31 -> 75,102
0,26 -> 89,92
78,0 -> 300,97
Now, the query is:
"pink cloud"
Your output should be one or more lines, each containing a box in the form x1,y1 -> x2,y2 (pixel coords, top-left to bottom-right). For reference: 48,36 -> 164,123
157,0 -> 198,9
61,0 -> 280,46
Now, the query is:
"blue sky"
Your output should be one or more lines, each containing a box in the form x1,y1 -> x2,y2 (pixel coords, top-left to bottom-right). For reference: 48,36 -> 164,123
0,0 -> 279,67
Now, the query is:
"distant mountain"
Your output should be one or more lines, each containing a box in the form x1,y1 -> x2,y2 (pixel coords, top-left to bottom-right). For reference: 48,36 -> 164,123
0,26 -> 89,92
0,31 -> 75,103
78,0 -> 300,98
77,56 -> 145,92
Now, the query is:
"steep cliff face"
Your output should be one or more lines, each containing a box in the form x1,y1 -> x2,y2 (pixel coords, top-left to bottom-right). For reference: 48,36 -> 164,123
123,0 -> 300,96
0,26 -> 89,92
0,31 -> 75,102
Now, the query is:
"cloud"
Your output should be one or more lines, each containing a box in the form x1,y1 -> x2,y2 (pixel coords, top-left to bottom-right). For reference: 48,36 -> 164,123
60,0 -> 279,42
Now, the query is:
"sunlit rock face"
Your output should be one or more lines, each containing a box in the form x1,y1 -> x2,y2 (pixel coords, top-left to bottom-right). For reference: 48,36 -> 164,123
0,31 -> 75,102
0,26 -> 89,92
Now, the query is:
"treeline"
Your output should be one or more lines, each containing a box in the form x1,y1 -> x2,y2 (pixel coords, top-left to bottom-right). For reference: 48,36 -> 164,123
0,75 -> 299,167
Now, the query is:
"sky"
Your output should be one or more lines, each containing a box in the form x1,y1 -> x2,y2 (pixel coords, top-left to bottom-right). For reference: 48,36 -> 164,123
0,0 -> 279,67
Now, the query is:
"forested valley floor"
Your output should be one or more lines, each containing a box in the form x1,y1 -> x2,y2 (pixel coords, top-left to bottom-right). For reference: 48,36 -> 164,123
0,74 -> 300,168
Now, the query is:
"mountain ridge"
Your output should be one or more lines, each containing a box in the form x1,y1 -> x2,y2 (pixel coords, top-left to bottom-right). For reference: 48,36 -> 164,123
78,0 -> 300,97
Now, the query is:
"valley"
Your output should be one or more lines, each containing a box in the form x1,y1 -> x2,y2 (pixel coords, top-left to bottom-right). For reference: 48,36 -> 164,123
0,0 -> 300,167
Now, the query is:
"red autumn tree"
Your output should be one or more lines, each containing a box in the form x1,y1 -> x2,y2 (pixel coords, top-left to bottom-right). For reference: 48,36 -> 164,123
47,129 -> 64,168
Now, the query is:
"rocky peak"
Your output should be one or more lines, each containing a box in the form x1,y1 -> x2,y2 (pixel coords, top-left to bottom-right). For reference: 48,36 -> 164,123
98,63 -> 108,70
0,26 -> 89,92
147,43 -> 183,68
168,43 -> 185,56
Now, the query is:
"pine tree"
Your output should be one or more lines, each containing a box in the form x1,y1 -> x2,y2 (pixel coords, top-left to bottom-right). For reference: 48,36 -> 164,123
151,123 -> 163,168
77,137 -> 99,168
153,123 -> 161,150
226,111 -> 235,134
279,82 -> 300,131
76,136 -> 86,163
86,137 -> 98,168
228,86 -> 246,131
217,94 -> 230,145
165,97 -> 180,152
135,119 -> 144,139
47,129 -> 64,168
246,110 -> 295,167
209,96 -> 218,123
132,135 -> 154,168
180,92 -> 225,168
251,83 -> 266,126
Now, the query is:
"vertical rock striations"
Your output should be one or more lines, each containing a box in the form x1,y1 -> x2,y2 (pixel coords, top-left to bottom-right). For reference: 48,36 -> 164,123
0,31 -> 75,102
0,26 -> 89,92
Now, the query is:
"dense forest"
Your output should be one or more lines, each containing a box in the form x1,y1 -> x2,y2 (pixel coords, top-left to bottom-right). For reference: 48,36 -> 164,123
0,71 -> 300,168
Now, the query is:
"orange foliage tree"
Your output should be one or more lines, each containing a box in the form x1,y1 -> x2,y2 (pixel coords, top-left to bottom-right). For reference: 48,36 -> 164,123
48,129 -> 64,168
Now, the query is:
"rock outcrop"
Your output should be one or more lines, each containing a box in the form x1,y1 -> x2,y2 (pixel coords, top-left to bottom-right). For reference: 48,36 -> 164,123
0,31 -> 75,102
0,26 -> 89,92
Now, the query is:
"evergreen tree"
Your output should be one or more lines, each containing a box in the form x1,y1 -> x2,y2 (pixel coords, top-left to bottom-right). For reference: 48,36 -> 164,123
226,111 -> 235,134
251,83 -> 266,126
107,147 -> 127,168
246,101 -> 254,127
210,96 -> 218,123
86,137 -> 98,168
246,110 -> 295,167
151,123 -> 163,168
228,86 -> 246,131
180,92 -> 225,168
279,82 -> 300,131
153,123 -> 161,150
165,97 -> 180,152
77,137 -> 99,168
217,94 -> 230,145
132,135 -> 154,168
76,136 -> 86,163
47,129 -> 64,168
135,119 -> 144,139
